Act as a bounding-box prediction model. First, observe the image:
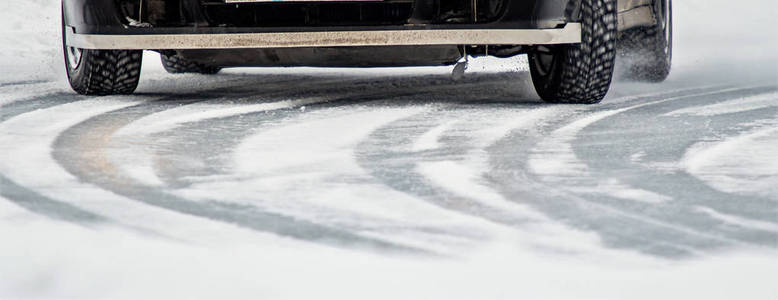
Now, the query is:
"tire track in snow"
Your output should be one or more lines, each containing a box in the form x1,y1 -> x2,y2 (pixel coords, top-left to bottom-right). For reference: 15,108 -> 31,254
0,93 -> 111,224
0,99 -> 181,234
125,72 -> 521,189
681,118 -> 778,199
145,72 -> 525,188
0,81 -> 62,106
354,85 -> 726,256
0,95 -> 224,238
221,106 -> 485,254
122,75 -> 502,187
142,75 -> 526,253
345,79 -> 552,238
575,86 -> 778,242
356,105 -> 562,228
52,95 -> 430,254
54,71 -> 436,190
403,106 -> 629,255
488,85 -> 777,257
93,73 -> 530,253
3,67 -> 768,252
0,79 -> 47,89
0,74 -> 317,220
1,84 -> 371,246
0,175 -> 107,224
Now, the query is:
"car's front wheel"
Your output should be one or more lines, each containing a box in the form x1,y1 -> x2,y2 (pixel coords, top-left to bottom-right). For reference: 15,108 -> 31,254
528,0 -> 618,104
62,14 -> 142,95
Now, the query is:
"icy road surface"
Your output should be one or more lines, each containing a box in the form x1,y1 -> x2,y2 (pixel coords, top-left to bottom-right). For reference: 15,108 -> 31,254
1,0 -> 777,299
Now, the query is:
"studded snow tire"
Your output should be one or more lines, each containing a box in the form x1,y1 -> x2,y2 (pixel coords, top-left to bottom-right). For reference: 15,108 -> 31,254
528,0 -> 617,104
62,9 -> 142,96
64,49 -> 143,96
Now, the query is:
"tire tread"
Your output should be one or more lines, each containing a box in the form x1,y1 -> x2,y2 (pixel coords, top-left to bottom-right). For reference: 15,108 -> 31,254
530,0 -> 617,104
161,54 -> 221,75
68,50 -> 143,96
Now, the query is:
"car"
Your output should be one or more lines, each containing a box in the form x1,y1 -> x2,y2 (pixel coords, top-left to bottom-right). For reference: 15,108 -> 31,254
61,0 -> 672,104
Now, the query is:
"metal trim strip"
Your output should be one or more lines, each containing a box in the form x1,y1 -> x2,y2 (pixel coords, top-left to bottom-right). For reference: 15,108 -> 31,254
65,23 -> 581,50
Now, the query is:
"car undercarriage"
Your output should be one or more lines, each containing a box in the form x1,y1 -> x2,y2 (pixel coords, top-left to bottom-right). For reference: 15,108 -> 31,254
61,0 -> 672,103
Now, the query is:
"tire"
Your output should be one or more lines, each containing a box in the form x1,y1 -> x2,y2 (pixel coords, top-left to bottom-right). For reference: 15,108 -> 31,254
161,53 -> 221,75
528,0 -> 617,104
62,11 -> 142,95
617,0 -> 672,82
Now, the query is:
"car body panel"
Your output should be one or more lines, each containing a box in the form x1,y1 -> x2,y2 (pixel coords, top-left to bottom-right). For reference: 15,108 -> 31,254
63,0 -> 579,35
61,0 -> 655,67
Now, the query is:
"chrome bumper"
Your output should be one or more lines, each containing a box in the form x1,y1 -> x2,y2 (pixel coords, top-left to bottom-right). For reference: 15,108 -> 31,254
65,23 -> 581,50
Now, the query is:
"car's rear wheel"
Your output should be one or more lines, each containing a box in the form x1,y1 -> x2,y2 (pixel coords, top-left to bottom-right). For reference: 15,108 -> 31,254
617,0 -> 672,82
528,0 -> 617,104
62,13 -> 142,95
161,53 -> 221,75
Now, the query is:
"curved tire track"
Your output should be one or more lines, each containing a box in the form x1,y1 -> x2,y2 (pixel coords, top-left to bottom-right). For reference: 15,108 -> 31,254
1,69 -> 775,258
488,85 -> 778,257
52,98 -> 427,254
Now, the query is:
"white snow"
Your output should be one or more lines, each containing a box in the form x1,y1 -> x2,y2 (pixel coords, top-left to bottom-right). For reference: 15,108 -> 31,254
695,206 -> 778,233
0,82 -> 63,106
233,107 -> 425,174
417,161 -> 531,214
411,119 -> 457,152
109,96 -> 338,186
115,97 -> 330,137
0,0 -> 62,83
1,218 -> 777,300
673,0 -> 778,70
682,122 -> 778,198
0,99 -> 307,248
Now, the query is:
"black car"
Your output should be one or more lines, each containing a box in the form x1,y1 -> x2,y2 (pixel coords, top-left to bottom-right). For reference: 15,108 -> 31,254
62,0 -> 672,103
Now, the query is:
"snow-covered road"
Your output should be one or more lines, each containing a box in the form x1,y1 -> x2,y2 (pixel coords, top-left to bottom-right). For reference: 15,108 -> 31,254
1,0 -> 777,299
2,55 -> 777,299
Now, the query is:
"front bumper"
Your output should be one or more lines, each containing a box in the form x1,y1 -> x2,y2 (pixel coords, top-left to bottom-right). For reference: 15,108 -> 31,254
65,23 -> 581,50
